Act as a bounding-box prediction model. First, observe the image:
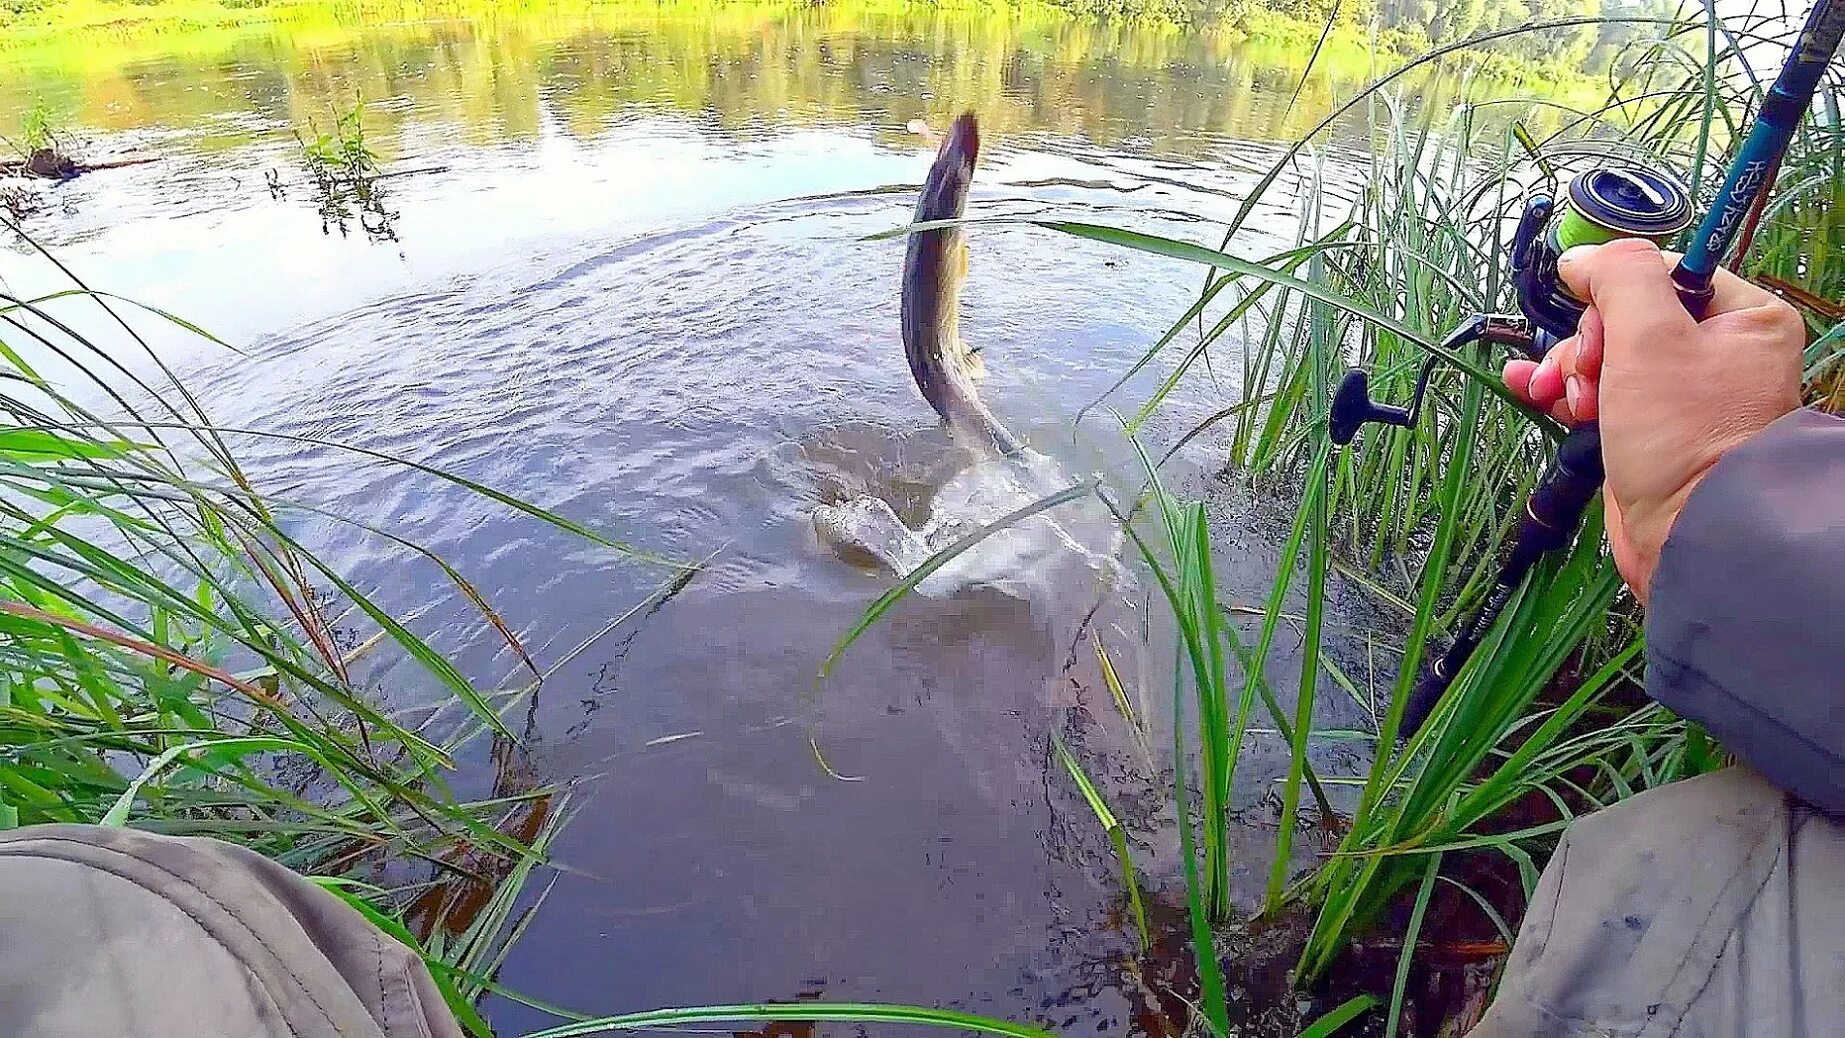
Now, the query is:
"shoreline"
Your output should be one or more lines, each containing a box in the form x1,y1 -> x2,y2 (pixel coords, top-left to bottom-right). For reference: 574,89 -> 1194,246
1,0 -> 1598,89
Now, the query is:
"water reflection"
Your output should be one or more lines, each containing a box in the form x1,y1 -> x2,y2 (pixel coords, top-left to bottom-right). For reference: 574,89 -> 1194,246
2,3 -> 1558,161
0,5 -> 1541,1035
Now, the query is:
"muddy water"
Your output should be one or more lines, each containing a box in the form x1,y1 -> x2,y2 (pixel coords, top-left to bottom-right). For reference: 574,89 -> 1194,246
1,5 -> 1429,1033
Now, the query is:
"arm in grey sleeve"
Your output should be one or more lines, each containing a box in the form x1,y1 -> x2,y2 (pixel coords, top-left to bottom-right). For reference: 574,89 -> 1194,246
1646,407 -> 1845,818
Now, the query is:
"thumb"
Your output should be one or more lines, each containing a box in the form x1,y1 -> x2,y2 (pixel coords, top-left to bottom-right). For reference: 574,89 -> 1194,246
1556,239 -> 1696,361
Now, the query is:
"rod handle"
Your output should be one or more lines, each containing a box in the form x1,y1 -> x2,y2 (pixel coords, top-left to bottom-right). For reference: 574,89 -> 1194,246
1400,659 -> 1454,736
1511,422 -> 1605,567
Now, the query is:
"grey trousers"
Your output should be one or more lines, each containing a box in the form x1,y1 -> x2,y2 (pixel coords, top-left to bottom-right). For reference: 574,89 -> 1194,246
0,824 -> 462,1038
1473,767 -> 1845,1037
2,770 -> 1839,1037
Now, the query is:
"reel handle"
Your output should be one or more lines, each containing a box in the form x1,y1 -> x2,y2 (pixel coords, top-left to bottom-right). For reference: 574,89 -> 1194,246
1329,369 -> 1412,445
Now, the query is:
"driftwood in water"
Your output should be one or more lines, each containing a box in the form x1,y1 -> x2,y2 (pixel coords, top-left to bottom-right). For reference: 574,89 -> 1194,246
0,149 -> 158,180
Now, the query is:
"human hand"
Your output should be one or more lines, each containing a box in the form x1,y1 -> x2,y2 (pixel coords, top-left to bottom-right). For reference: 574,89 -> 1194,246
1502,239 -> 1804,603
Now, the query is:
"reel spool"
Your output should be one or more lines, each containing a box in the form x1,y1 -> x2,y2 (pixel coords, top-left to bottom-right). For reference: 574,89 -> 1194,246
1331,166 -> 1695,445
1513,166 -> 1693,343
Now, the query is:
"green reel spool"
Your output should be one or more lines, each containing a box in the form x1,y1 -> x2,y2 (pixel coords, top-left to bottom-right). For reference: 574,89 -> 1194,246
1554,167 -> 1693,249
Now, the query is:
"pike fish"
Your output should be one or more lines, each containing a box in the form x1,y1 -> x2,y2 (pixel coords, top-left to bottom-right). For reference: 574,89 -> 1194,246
812,112 -> 1105,594
900,112 -> 1021,457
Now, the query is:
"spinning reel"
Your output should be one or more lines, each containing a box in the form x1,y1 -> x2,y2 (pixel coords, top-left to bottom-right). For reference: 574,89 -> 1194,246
1326,166 -> 1697,735
1330,166 -> 1694,447
1329,0 -> 1836,738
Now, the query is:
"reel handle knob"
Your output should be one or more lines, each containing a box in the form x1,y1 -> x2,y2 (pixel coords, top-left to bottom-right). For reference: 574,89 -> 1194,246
1329,369 -> 1413,446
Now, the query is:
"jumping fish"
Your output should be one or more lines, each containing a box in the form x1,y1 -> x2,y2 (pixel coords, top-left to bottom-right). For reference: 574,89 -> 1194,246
813,113 -> 1102,593
900,112 -> 1022,457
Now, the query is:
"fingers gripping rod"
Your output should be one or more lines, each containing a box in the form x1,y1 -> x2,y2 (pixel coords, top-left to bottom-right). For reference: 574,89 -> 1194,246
1330,0 -> 1845,737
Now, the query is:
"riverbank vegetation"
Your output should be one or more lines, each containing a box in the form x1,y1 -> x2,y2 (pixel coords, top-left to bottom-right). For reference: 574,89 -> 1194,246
842,0 -> 1841,1031
0,0 -> 1645,88
0,0 -> 1607,186
6,0 -> 1838,1033
1,98 -> 78,179
0,228 -> 697,1032
1068,2 -> 1842,1030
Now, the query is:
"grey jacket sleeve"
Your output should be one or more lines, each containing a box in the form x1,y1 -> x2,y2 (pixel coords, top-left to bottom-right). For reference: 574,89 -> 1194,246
1646,407 -> 1845,818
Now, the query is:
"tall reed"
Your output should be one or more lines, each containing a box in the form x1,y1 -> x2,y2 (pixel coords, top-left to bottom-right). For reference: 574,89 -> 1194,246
0,229 -> 678,1032
1041,0 -> 1843,1024
5,230 -> 1071,1038
835,2 -> 1843,1031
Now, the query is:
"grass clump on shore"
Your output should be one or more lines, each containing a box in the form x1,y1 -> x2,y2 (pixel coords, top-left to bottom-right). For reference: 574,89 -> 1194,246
0,226 -> 680,1032
1070,1 -> 1841,1028
840,1 -> 1841,1031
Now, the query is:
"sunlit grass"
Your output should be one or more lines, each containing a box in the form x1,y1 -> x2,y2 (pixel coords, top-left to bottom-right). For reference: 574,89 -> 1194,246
834,2 -> 1841,1032
0,225 -> 686,1033
1073,2 -> 1840,1028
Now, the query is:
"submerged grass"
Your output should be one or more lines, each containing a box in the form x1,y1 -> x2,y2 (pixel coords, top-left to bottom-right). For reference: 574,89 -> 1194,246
1054,729 -> 1152,954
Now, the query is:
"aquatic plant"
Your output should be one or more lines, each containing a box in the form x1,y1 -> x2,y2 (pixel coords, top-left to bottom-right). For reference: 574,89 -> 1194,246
839,2 -> 1841,1032
291,101 -> 398,240
0,227 -> 685,1032
1,96 -> 79,179
19,97 -> 56,155
1046,2 -> 1842,1030
522,1002 -> 1059,1038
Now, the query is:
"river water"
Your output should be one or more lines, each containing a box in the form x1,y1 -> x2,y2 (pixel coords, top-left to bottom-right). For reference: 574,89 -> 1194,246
3,5 -> 1446,1033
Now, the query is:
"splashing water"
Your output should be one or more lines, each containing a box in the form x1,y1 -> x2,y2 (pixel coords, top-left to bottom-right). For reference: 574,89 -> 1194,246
812,445 -> 1122,599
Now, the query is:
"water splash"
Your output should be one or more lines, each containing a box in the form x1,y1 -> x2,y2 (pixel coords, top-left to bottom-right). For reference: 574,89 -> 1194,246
813,446 -> 1121,600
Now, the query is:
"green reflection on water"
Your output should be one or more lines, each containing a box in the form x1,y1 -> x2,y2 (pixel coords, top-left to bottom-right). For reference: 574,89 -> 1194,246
1,1 -> 1580,160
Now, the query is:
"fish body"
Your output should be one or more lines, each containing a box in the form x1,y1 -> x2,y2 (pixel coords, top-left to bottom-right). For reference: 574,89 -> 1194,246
900,113 -> 1021,456
813,113 -> 1122,596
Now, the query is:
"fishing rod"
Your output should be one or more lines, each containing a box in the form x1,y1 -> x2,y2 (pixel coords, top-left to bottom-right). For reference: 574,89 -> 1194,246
1329,0 -> 1845,736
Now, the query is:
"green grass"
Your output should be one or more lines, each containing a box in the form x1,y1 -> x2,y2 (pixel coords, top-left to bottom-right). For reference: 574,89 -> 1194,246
838,2 -> 1843,1033
522,1002 -> 1059,1038
5,96 -> 75,172
1054,728 -> 1152,954
1,228 -> 1061,1038
287,100 -> 399,239
1081,2 -> 1840,1027
19,97 -> 56,155
9,4 -> 1831,1038
0,224 -> 683,1032
0,0 -> 1620,95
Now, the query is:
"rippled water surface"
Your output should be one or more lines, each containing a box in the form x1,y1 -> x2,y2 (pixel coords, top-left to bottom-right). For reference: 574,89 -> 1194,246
2,6 -> 1421,1033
